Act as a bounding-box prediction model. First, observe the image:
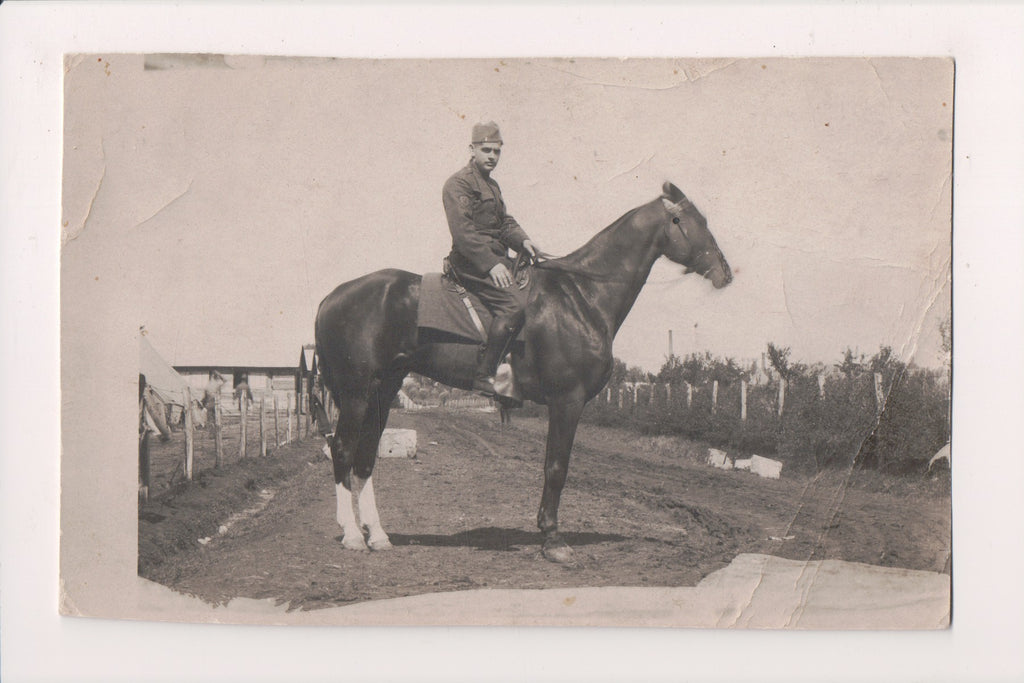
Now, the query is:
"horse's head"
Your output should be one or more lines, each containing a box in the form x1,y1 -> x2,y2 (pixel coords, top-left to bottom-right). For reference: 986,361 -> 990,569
658,182 -> 732,289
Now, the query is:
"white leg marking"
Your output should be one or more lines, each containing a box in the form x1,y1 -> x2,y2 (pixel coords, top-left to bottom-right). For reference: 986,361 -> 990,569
336,481 -> 368,551
355,476 -> 392,550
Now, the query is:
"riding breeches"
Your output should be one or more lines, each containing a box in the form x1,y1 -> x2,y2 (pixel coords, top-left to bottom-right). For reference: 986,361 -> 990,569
451,261 -> 529,320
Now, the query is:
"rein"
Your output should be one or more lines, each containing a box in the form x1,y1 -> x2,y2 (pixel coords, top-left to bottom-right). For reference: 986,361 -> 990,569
533,258 -> 638,284
532,221 -> 701,286
535,258 -> 697,287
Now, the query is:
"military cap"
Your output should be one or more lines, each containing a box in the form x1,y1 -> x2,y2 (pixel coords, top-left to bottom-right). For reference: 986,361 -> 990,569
471,121 -> 503,144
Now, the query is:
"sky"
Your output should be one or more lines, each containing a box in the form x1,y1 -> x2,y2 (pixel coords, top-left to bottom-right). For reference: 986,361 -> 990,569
62,56 -> 952,372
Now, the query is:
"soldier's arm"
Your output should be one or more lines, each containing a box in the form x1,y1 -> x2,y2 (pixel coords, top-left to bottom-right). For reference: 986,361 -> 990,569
443,177 -> 501,276
499,215 -> 530,251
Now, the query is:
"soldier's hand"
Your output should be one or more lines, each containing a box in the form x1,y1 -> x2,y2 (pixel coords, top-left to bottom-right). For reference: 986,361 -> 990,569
522,240 -> 538,258
489,262 -> 513,288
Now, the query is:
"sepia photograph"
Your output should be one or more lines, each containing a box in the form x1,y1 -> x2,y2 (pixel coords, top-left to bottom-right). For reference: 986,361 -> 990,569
5,3 -> 1024,682
62,55 -> 951,627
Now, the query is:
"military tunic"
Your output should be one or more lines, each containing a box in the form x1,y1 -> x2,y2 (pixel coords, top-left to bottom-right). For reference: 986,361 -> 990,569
442,161 -> 531,315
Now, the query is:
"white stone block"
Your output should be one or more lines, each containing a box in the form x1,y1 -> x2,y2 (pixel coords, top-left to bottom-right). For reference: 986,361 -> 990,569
734,458 -> 752,471
378,428 -> 417,458
707,448 -> 733,470
750,454 -> 783,479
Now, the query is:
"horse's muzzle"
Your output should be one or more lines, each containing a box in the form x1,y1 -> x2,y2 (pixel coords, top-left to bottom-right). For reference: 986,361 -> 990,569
710,261 -> 733,289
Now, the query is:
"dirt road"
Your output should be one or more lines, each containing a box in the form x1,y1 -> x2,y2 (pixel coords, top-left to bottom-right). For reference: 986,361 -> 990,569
139,409 -> 951,610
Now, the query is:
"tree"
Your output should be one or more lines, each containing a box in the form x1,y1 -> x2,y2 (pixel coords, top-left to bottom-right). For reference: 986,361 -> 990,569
625,365 -> 652,383
609,357 -> 628,385
709,356 -> 744,386
869,345 -> 906,384
681,352 -> 712,386
657,353 -> 684,385
766,343 -> 792,379
836,347 -> 865,379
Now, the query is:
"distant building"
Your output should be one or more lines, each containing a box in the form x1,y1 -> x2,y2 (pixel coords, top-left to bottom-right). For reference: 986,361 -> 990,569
172,344 -> 316,408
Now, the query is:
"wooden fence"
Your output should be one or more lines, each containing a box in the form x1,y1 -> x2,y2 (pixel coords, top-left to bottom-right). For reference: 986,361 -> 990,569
597,372 -> 890,419
139,390 -> 317,503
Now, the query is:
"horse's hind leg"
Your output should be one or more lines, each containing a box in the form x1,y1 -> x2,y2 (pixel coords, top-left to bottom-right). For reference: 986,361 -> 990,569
330,375 -> 403,551
351,374 -> 403,550
329,394 -> 373,551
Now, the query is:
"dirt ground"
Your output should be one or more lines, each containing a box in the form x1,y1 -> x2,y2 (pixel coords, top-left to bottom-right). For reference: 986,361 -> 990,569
138,408 -> 951,611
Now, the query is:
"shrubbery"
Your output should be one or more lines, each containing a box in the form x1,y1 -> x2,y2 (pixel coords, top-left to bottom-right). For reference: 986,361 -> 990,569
579,345 -> 950,475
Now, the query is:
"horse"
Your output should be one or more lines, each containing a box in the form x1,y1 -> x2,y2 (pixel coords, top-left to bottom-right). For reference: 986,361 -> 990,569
314,182 -> 732,563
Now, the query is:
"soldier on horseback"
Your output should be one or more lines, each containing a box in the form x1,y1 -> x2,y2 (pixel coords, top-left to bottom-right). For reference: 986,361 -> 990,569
442,121 -> 542,397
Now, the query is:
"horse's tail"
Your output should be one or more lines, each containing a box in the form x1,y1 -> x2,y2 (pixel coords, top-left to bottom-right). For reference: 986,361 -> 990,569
309,386 -> 332,438
308,326 -> 332,438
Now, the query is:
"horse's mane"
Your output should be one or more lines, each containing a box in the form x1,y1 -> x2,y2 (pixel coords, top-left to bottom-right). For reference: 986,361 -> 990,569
534,205 -> 648,281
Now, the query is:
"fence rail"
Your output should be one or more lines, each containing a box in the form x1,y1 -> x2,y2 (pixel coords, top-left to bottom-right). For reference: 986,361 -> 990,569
596,372 -> 894,417
139,390 -> 316,502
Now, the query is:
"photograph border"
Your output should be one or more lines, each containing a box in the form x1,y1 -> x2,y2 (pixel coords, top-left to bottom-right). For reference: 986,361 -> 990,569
3,3 -> 1022,682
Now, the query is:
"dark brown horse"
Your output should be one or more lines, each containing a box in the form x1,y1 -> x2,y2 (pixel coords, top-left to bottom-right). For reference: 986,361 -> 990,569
315,182 -> 732,563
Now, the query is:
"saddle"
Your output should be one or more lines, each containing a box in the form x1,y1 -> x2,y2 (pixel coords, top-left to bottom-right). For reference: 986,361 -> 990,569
417,254 -> 533,404
417,253 -> 533,345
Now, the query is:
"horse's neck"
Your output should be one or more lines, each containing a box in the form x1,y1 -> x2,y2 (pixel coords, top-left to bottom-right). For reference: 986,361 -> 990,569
555,206 -> 663,335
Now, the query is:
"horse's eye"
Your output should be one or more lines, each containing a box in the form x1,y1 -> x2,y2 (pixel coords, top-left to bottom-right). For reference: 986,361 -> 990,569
672,217 -> 680,225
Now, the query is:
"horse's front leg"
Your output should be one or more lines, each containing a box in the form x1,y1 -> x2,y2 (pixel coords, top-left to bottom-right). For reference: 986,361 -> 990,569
353,474 -> 392,550
538,391 -> 586,564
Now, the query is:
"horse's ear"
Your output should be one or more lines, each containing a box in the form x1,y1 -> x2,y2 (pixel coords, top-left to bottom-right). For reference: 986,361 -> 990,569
662,181 -> 685,203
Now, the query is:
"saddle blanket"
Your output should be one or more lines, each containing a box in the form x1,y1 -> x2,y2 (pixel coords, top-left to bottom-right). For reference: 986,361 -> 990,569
418,272 -> 532,344
417,273 -> 489,342
417,272 -> 529,404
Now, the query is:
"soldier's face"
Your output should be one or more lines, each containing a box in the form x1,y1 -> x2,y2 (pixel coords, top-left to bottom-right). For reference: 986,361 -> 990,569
470,142 -> 502,174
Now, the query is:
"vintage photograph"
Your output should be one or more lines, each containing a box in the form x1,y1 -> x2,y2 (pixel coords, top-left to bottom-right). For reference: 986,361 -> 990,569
61,56 -> 952,627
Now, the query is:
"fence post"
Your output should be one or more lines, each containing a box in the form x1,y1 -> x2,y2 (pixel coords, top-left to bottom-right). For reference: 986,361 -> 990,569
818,374 -> 826,399
286,392 -> 293,443
274,394 -> 280,447
260,397 -> 267,457
874,372 -> 885,414
666,383 -> 672,403
616,387 -> 623,408
606,386 -> 611,403
139,393 -> 151,501
777,377 -> 786,418
301,393 -> 309,440
686,382 -> 693,409
239,394 -> 248,460
711,380 -> 719,415
184,386 -> 194,481
214,394 -> 223,468
740,379 -> 747,422
139,432 -> 151,502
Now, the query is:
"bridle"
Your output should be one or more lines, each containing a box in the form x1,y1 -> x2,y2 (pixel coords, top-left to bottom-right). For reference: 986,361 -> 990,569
664,196 -> 715,277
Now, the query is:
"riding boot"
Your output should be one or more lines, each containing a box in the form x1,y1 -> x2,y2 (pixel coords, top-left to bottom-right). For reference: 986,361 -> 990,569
472,314 -> 522,397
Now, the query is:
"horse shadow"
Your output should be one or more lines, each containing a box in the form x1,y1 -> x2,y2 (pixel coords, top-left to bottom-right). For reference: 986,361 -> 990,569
381,526 -> 627,552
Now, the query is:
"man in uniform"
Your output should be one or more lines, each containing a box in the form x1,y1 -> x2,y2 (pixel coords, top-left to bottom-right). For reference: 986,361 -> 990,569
443,121 -> 541,397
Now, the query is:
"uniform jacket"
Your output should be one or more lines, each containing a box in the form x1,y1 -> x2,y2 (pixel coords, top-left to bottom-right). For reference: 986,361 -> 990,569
443,161 -> 530,278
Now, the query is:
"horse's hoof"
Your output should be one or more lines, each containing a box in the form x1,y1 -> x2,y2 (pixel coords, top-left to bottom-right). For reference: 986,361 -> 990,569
542,541 -> 577,565
342,536 -> 369,551
368,536 -> 393,551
